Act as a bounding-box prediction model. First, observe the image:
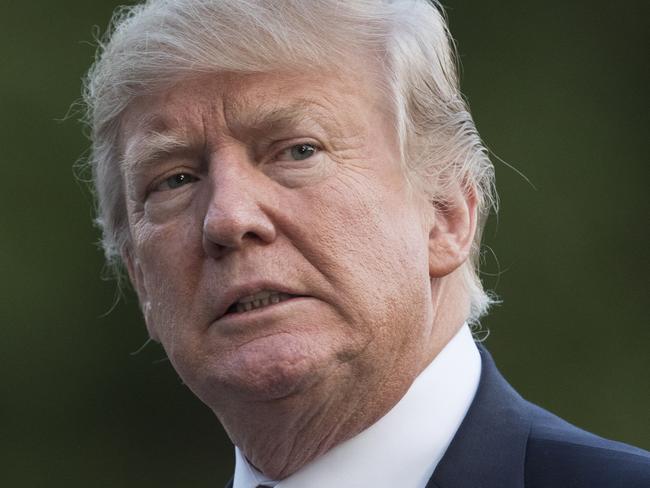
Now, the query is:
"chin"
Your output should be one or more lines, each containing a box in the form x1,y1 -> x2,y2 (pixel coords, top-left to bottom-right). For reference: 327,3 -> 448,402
197,334 -> 333,403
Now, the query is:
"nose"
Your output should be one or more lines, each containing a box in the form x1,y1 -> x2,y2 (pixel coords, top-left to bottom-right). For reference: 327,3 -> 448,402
202,157 -> 277,258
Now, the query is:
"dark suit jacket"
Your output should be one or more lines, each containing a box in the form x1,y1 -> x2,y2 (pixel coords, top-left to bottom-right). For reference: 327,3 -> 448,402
428,345 -> 650,487
226,346 -> 650,487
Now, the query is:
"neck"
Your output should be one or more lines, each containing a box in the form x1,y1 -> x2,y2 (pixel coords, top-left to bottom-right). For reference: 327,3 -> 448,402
217,355 -> 419,479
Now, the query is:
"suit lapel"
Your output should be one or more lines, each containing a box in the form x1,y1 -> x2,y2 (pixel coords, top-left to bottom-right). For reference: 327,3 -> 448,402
426,345 -> 531,488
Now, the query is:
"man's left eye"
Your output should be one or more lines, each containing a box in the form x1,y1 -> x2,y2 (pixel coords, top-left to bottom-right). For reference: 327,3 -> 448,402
277,144 -> 319,161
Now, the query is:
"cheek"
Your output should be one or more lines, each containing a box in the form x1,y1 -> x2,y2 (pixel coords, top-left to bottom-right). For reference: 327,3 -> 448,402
133,218 -> 205,340
292,177 -> 430,325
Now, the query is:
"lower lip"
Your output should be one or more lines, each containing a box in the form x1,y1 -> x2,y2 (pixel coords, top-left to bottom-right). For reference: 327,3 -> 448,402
215,296 -> 313,329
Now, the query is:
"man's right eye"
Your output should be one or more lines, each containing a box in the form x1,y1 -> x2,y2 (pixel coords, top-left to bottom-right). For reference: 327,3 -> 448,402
153,172 -> 199,192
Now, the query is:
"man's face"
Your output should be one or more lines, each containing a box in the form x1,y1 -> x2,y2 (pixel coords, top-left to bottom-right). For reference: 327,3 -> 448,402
120,69 -> 437,412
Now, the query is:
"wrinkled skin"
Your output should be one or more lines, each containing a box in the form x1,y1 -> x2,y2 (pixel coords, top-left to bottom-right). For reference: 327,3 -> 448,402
120,69 -> 476,478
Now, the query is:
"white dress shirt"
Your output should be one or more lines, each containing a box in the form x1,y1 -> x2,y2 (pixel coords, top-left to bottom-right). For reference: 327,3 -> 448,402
233,324 -> 481,488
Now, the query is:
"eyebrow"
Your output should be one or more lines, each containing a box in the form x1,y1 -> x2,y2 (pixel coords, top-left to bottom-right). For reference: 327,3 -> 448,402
233,103 -> 316,134
122,130 -> 197,175
227,98 -> 349,141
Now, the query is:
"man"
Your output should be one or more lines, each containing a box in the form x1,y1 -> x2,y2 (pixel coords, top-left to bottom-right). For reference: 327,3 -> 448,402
82,1 -> 649,486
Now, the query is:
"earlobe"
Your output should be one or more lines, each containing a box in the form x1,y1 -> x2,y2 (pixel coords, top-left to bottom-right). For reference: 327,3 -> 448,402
427,187 -> 478,278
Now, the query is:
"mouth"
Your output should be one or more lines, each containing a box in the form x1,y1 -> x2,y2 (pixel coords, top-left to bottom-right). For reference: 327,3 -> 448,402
224,290 -> 304,316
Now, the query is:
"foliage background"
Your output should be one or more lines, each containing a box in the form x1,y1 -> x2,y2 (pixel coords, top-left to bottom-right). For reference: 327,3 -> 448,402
1,1 -> 647,486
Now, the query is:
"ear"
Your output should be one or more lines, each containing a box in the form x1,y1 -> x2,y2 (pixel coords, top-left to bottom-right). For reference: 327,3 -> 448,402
122,248 -> 159,342
427,186 -> 478,278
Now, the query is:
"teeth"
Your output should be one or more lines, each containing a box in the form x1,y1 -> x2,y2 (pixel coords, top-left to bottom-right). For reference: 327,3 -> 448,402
238,290 -> 273,304
235,291 -> 293,313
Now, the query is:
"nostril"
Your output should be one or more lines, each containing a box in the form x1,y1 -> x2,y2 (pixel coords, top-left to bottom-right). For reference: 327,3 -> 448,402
202,217 -> 276,257
242,231 -> 260,242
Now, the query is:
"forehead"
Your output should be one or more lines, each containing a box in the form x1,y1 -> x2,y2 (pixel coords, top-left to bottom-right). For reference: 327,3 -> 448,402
120,69 -> 387,148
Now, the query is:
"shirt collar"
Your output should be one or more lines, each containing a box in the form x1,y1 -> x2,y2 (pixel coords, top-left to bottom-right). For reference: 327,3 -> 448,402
233,323 -> 481,488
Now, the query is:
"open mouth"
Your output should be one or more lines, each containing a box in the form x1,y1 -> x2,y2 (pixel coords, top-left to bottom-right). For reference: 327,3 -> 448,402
225,290 -> 302,315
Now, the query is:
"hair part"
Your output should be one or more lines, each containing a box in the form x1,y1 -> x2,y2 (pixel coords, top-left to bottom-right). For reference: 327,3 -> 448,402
82,0 -> 497,323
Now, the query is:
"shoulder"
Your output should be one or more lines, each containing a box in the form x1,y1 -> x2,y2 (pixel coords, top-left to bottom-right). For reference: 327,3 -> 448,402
524,400 -> 650,488
432,344 -> 650,488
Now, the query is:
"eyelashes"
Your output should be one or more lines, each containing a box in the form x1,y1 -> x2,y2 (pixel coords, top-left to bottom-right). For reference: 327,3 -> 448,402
275,143 -> 320,162
152,172 -> 200,192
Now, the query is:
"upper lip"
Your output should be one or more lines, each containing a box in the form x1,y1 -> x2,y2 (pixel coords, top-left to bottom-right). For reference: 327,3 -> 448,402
214,281 -> 307,320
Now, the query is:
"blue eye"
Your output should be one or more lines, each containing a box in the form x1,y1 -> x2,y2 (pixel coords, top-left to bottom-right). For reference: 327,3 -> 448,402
275,143 -> 320,163
290,144 -> 316,160
159,173 -> 198,191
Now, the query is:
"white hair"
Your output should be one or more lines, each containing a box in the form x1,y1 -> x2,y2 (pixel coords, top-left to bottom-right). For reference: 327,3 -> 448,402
83,0 -> 497,323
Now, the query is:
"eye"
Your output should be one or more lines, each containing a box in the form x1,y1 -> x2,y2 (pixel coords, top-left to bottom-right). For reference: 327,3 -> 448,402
277,143 -> 319,162
154,172 -> 199,192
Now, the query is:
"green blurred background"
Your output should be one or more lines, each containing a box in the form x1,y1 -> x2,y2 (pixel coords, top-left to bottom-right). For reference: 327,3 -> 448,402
1,1 -> 648,486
